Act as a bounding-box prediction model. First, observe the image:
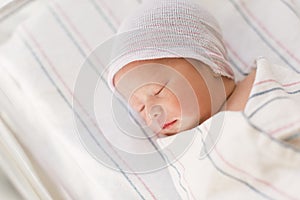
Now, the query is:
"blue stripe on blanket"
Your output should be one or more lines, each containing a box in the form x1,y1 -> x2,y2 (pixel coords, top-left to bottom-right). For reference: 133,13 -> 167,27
197,127 -> 274,200
247,96 -> 289,118
229,0 -> 300,73
229,57 -> 249,76
242,112 -> 300,153
47,5 -> 159,199
19,34 -> 147,200
47,7 -> 100,75
279,0 -> 300,19
31,3 -> 186,199
49,2 -> 190,197
88,0 -> 117,32
249,87 -> 300,99
101,0 -> 192,194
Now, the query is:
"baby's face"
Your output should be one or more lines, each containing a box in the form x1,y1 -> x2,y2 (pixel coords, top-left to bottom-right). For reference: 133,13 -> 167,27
113,58 -> 215,136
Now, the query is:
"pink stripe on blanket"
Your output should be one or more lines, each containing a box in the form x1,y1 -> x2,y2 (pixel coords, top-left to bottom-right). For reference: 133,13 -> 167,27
52,1 -> 93,52
48,4 -> 194,198
52,1 -> 105,68
164,149 -> 197,200
254,79 -> 300,87
214,147 -> 298,200
22,25 -> 158,200
270,118 -> 300,135
96,0 -> 121,25
202,125 -> 298,199
224,40 -> 249,70
240,1 -> 300,65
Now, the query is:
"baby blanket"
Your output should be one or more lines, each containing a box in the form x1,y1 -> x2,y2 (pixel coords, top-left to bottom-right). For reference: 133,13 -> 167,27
159,58 -> 300,199
0,0 -> 300,199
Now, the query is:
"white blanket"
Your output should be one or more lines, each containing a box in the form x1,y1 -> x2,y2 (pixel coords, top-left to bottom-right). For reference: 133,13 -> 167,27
159,58 -> 300,199
1,0 -> 300,199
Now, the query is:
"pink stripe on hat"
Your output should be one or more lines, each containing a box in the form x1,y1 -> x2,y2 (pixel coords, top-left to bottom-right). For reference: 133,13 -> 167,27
107,0 -> 234,89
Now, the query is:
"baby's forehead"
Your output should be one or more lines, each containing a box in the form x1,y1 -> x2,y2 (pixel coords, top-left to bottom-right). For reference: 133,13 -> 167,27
113,59 -> 175,86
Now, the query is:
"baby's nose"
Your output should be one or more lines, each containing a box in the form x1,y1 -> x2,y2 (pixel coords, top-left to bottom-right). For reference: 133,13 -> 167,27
146,105 -> 166,132
148,105 -> 163,119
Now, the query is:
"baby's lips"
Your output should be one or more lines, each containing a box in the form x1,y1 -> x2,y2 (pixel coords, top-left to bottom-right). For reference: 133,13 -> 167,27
162,119 -> 177,130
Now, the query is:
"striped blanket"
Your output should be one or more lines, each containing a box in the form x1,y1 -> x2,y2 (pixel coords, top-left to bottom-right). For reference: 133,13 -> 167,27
0,0 -> 300,199
161,57 -> 300,199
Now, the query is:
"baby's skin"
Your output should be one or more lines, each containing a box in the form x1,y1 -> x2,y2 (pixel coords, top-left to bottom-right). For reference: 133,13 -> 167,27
113,58 -> 255,136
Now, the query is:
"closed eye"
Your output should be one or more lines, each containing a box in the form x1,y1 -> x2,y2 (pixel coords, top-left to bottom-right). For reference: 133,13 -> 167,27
139,105 -> 145,112
154,86 -> 164,95
155,81 -> 169,95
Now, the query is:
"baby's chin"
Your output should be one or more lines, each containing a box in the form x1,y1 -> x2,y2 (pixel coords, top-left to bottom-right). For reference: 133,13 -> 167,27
153,128 -> 178,138
160,131 -> 178,137
155,128 -> 178,137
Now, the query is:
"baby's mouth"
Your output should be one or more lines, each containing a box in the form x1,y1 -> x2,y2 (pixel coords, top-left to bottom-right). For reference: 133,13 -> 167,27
162,120 -> 177,130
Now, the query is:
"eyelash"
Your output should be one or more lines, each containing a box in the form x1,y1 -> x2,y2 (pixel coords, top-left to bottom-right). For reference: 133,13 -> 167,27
139,105 -> 145,112
154,86 -> 165,95
139,83 -> 167,112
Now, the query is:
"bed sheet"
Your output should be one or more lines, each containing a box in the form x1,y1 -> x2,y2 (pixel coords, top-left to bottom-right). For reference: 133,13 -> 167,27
0,0 -> 300,199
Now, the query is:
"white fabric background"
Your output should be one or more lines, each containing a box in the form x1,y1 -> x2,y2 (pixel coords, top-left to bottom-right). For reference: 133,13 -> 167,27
0,0 -> 300,199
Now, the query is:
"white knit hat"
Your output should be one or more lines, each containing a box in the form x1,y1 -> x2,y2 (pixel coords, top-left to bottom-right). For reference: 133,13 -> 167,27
107,0 -> 234,88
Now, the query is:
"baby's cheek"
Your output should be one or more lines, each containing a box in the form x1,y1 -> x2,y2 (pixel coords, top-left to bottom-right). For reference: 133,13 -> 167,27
165,88 -> 181,114
175,89 -> 201,123
172,93 -> 180,110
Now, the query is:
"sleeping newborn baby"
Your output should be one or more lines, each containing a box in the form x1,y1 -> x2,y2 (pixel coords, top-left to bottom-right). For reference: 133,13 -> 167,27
108,0 -> 256,136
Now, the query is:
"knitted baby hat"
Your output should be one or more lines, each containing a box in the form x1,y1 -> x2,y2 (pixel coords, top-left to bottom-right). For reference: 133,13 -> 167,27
107,0 -> 234,87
